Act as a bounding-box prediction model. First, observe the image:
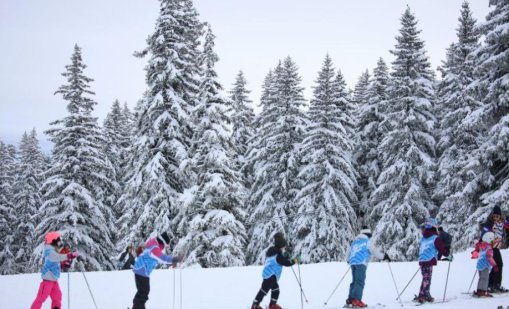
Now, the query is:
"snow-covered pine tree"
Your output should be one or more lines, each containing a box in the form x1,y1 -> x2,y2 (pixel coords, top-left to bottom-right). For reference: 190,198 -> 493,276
458,0 -> 509,247
229,70 -> 255,188
291,55 -> 358,263
0,142 -> 17,274
371,7 -> 436,261
176,25 -> 247,267
103,100 -> 132,220
34,45 -> 115,270
245,57 -> 307,264
355,58 -> 390,228
353,70 -> 371,108
434,1 -> 483,250
12,130 -> 45,273
116,0 -> 201,250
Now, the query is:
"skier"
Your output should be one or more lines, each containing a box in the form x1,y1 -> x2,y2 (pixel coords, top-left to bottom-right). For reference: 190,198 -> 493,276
118,245 -> 135,270
131,232 -> 180,309
481,205 -> 509,293
437,227 -> 452,260
345,226 -> 390,308
30,231 -> 79,309
473,231 -> 498,297
59,243 -> 72,272
250,232 -> 299,309
414,218 -> 451,304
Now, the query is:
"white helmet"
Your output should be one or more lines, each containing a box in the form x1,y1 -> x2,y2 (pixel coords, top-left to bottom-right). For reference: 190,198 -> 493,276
482,232 -> 495,243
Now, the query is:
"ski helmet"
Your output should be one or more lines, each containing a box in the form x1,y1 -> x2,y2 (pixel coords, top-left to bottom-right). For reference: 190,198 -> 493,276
424,218 -> 438,229
45,231 -> 60,244
482,232 -> 495,243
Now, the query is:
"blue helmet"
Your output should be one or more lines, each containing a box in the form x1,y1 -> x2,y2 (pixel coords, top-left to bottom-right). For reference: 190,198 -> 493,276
424,218 -> 438,229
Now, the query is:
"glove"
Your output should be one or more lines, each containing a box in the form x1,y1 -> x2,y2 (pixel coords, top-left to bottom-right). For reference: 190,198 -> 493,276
172,255 -> 182,265
445,254 -> 453,262
283,251 -> 290,259
62,260 -> 72,269
292,256 -> 301,264
493,266 -> 500,272
383,253 -> 391,262
471,250 -> 479,259
67,251 -> 80,260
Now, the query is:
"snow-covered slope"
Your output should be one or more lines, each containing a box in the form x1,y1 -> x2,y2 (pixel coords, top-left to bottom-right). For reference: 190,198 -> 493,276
2,249 -> 509,308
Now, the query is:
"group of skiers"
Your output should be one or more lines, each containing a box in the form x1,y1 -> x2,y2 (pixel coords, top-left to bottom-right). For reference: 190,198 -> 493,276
29,205 -> 509,309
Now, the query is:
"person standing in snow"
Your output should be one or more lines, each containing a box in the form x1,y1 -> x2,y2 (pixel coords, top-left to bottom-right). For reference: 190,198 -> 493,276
473,231 -> 498,297
481,205 -> 509,293
131,232 -> 180,309
118,245 -> 135,270
59,243 -> 72,272
345,226 -> 390,308
250,232 -> 299,309
30,231 -> 79,309
414,218 -> 450,304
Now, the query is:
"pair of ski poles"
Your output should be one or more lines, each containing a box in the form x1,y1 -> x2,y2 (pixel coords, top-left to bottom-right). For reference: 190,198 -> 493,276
291,261 -> 309,309
172,265 -> 184,309
67,258 -> 99,309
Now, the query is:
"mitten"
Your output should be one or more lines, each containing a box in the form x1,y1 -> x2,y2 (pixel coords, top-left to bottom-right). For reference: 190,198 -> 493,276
67,251 -> 80,260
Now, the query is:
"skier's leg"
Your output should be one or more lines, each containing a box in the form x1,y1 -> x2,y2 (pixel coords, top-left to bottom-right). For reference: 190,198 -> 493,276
30,281 -> 53,309
348,265 -> 357,300
357,265 -> 367,300
133,274 -> 150,309
418,265 -> 432,298
478,269 -> 490,292
269,277 -> 280,305
253,276 -> 273,306
49,281 -> 62,309
493,248 -> 503,287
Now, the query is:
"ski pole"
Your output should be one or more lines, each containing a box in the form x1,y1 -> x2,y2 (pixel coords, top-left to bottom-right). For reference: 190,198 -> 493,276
466,269 -> 477,294
291,265 -> 309,303
396,267 -> 420,301
172,267 -> 176,309
68,270 -> 70,309
179,267 -> 183,309
387,262 -> 402,306
442,261 -> 451,302
79,259 -> 99,309
297,261 -> 304,309
323,267 -> 350,306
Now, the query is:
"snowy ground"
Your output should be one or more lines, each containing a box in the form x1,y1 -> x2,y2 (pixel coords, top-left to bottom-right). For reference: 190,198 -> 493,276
2,249 -> 509,309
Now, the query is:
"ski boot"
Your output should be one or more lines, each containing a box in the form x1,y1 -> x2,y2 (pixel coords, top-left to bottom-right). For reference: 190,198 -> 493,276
268,303 -> 283,309
495,285 -> 509,293
350,299 -> 368,308
413,295 -> 433,304
474,289 -> 493,297
250,304 -> 263,309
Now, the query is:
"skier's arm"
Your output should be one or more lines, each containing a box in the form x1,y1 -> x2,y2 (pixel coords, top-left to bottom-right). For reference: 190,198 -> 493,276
276,252 -> 294,267
48,250 -> 70,263
368,243 -> 384,261
487,248 -> 497,267
119,252 -> 127,262
434,237 -> 449,257
150,247 -> 173,264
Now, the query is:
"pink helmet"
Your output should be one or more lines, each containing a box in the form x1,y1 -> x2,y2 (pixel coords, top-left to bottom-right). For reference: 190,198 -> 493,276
45,231 -> 60,244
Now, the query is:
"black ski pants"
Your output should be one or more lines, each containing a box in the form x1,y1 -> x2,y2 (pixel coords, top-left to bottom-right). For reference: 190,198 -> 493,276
489,248 -> 503,288
133,274 -> 150,309
253,275 -> 280,305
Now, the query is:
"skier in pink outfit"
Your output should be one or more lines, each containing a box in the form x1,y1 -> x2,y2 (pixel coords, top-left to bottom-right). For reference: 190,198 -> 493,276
30,231 -> 79,309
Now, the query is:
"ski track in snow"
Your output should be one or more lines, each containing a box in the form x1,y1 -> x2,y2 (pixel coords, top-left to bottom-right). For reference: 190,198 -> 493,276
2,250 -> 509,308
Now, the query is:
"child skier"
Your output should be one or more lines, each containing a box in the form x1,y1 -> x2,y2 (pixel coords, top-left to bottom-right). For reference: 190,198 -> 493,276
30,231 -> 79,309
251,232 -> 298,309
346,226 -> 389,308
132,232 -> 180,309
473,231 -> 498,297
415,218 -> 450,304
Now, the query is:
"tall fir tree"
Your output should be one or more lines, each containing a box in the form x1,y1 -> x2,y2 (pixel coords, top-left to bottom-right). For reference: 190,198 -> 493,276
34,45 -> 115,270
291,55 -> 358,262
12,130 -> 45,273
458,0 -> 509,247
117,0 -> 201,250
0,142 -> 17,274
435,1 -> 483,250
245,57 -> 307,264
229,70 -> 255,189
371,8 -> 437,260
355,58 -> 390,228
176,25 -> 247,267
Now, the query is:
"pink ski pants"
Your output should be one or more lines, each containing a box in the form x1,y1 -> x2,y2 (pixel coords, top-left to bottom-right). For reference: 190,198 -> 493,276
30,280 -> 62,309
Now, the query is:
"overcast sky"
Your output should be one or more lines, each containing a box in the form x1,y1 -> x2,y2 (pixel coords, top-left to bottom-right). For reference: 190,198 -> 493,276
0,0 -> 492,152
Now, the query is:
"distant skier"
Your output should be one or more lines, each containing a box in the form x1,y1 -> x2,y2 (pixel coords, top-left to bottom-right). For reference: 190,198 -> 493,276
473,231 -> 498,298
131,232 -> 180,309
117,245 -> 135,270
481,205 -> 509,293
414,218 -> 451,304
30,231 -> 79,309
345,226 -> 390,308
250,232 -> 299,309
437,227 -> 452,260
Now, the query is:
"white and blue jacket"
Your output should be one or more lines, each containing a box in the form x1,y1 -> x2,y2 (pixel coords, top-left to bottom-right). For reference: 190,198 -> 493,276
133,238 -> 174,278
41,245 -> 68,281
347,234 -> 384,266
419,234 -> 438,262
262,247 -> 294,281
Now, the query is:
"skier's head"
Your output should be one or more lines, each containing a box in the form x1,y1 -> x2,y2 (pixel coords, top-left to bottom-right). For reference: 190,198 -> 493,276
482,231 -> 495,244
157,232 -> 171,247
424,218 -> 438,229
491,206 -> 502,221
45,231 -> 62,248
360,226 -> 372,238
274,232 -> 287,249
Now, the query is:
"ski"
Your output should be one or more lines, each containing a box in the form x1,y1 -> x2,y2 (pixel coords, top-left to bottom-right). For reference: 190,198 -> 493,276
341,303 -> 386,309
